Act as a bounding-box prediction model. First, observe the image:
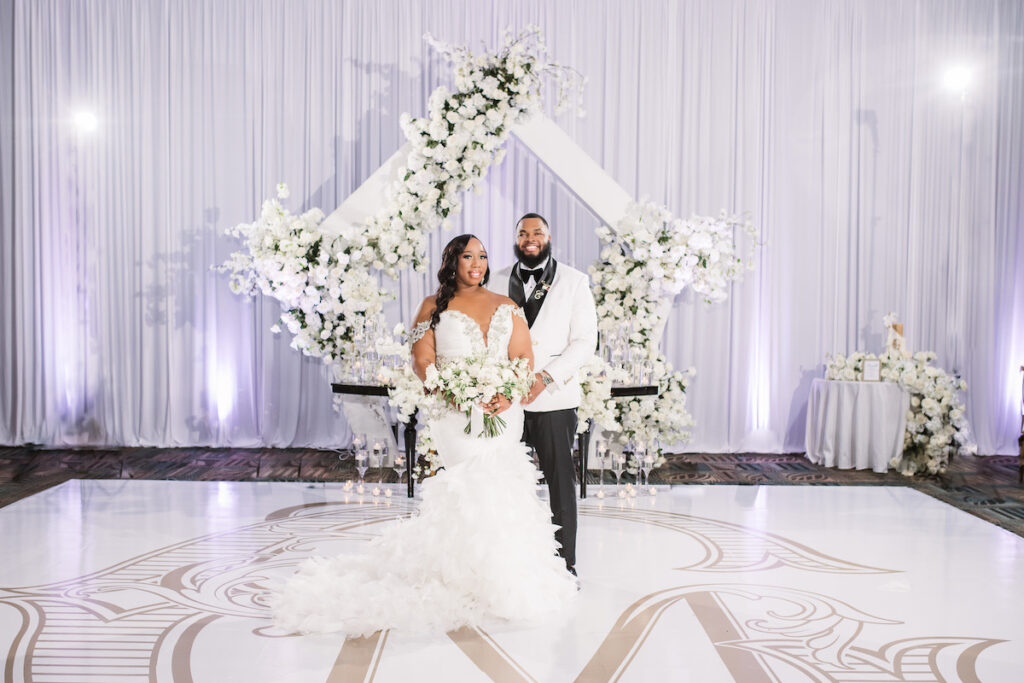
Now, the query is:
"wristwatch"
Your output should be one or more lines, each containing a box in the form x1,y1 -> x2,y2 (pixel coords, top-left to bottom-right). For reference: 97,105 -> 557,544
539,371 -> 554,386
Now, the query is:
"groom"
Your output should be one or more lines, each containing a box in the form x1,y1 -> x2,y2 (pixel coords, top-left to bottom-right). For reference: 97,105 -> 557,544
490,213 -> 598,575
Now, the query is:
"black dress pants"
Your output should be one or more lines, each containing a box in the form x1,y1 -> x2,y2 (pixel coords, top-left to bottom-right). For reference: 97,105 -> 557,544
523,408 -> 578,569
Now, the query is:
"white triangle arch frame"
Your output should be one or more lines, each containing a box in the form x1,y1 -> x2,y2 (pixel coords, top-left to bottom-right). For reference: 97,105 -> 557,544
320,114 -> 633,241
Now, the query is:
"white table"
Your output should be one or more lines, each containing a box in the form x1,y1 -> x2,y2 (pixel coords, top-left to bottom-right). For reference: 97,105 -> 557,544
804,378 -> 909,473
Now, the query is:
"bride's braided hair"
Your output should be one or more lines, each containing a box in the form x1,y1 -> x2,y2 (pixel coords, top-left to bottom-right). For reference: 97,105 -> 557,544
430,234 -> 490,329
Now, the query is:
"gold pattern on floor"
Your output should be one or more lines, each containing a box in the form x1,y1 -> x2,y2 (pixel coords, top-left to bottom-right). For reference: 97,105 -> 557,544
0,480 -> 1019,681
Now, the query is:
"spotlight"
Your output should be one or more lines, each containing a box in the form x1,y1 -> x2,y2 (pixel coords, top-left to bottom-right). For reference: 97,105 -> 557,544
72,110 -> 99,134
943,65 -> 972,94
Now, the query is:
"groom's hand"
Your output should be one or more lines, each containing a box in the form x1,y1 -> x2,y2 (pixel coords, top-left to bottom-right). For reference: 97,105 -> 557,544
521,372 -> 547,405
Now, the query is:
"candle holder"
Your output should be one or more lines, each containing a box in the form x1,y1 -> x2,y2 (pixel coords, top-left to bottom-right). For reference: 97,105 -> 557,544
355,449 -> 369,489
352,432 -> 367,452
593,436 -> 608,497
632,440 -> 650,488
610,450 -> 625,492
640,453 -> 654,488
369,442 -> 385,494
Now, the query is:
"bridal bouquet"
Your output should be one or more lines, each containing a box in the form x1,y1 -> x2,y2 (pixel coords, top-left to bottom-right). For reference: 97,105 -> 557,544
422,355 -> 534,438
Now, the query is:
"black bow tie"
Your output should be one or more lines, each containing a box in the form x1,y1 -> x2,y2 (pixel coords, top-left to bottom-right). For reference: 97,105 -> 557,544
521,267 -> 543,284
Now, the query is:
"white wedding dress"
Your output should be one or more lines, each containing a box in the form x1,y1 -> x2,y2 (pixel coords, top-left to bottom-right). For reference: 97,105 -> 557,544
271,304 -> 576,636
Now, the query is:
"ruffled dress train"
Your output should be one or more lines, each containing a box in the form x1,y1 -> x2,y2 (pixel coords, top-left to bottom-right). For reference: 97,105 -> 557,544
271,305 -> 576,636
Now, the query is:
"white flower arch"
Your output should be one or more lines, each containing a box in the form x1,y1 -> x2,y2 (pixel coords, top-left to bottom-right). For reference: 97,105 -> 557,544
221,28 -> 757,462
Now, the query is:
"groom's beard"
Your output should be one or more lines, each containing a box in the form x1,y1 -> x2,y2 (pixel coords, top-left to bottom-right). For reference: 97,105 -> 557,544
513,241 -> 551,269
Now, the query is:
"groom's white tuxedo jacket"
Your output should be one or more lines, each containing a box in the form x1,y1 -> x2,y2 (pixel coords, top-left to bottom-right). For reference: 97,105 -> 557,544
489,261 -> 598,413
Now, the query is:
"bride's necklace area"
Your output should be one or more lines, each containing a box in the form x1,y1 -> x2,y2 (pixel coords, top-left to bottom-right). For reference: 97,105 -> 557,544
442,305 -> 510,350
444,287 -> 505,347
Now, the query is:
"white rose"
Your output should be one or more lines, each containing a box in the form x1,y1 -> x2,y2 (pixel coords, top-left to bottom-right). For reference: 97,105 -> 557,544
689,232 -> 713,251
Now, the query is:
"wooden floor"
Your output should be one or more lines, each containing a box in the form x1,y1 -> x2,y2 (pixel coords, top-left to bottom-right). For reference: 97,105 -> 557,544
2,446 -> 1022,537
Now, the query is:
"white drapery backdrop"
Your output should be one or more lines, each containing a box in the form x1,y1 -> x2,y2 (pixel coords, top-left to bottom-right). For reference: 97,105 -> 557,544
2,0 -> 1022,454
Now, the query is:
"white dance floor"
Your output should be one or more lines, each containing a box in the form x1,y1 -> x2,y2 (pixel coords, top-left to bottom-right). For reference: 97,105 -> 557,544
1,480 -> 1022,682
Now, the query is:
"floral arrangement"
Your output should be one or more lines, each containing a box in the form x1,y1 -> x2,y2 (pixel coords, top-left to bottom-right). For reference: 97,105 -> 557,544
220,29 -> 757,475
218,184 -> 393,365
825,347 -> 976,476
379,364 -> 441,478
367,25 -> 583,276
221,29 -> 581,372
613,360 -> 697,468
584,200 -> 754,459
590,201 -> 755,350
422,356 -> 534,437
575,356 -> 628,435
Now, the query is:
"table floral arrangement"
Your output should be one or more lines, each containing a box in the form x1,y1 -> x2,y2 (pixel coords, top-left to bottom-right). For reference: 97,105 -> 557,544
825,313 -> 976,476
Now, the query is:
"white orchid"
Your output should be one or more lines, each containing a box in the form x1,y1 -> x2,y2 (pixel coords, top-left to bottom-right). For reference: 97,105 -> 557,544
576,356 -> 628,435
591,201 -> 756,351
352,28 -> 583,277
218,188 -> 395,367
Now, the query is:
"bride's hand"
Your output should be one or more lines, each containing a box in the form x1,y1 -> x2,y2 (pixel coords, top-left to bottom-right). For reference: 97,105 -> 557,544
482,394 -> 511,417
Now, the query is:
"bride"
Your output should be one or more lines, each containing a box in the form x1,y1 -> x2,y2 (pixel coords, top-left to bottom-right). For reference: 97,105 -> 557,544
271,234 -> 577,636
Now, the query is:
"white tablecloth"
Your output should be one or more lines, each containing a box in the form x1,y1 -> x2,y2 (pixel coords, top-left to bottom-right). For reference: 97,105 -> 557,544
804,378 -> 909,473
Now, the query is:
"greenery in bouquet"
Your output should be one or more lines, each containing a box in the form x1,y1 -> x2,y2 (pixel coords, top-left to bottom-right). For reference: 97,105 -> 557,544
422,355 -> 534,438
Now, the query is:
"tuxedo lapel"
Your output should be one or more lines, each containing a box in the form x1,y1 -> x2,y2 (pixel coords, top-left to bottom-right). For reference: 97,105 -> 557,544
522,259 -> 557,327
508,266 -> 527,308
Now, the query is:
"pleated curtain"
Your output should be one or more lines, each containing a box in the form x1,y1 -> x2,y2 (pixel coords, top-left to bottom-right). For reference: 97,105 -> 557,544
1,0 -> 1022,454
